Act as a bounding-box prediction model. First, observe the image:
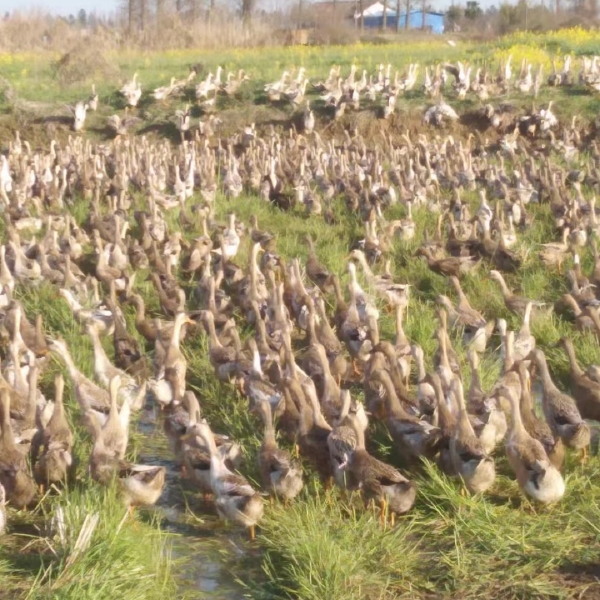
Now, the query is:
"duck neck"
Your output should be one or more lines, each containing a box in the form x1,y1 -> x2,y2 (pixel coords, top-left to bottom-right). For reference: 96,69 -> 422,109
563,341 -> 584,377
351,417 -> 366,450
0,391 -> 15,448
536,353 -> 559,394
454,382 -> 475,437
251,344 -> 263,377
495,274 -> 511,298
414,349 -> 427,382
470,359 -> 482,394
89,327 -> 110,374
23,366 -> 38,425
58,345 -> 79,379
507,387 -> 526,437
133,296 -> 146,323
205,315 -> 222,349
378,370 -> 405,417
261,401 -> 277,445
395,306 -> 408,345
438,328 -> 450,370
356,253 -> 374,279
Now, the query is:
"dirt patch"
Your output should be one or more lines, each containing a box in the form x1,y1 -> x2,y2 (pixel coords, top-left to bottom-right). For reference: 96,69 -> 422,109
53,41 -> 119,86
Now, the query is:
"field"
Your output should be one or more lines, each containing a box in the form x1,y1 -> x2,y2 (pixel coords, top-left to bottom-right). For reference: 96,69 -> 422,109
2,26 -> 600,600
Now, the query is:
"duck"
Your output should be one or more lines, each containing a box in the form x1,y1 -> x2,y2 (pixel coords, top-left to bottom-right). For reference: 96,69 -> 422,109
489,270 -> 546,316
558,337 -> 600,421
438,276 -> 492,352
59,288 -> 114,335
499,381 -> 565,504
348,249 -> 411,311
220,214 -> 241,260
106,292 -> 146,376
32,374 -> 74,489
194,420 -> 264,540
100,377 -> 130,460
48,338 -> 111,425
255,397 -> 303,502
86,323 -> 147,411
516,361 -> 564,470
153,312 -> 194,408
372,368 -> 441,462
327,389 -> 364,491
341,411 -> 416,526
180,394 -> 242,497
467,349 -> 507,455
531,348 -> 591,460
450,378 -> 496,494
88,413 -> 165,508
305,235 -> 334,293
0,387 -> 36,508
538,228 -> 571,271
415,247 -> 479,278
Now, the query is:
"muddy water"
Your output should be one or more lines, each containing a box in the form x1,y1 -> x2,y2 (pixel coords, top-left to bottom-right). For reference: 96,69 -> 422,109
137,407 -> 259,599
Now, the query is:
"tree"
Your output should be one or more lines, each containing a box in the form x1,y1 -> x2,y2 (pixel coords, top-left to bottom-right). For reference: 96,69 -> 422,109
78,8 -> 87,26
464,0 -> 482,19
404,0 -> 410,29
382,1 -> 387,30
446,4 -> 461,23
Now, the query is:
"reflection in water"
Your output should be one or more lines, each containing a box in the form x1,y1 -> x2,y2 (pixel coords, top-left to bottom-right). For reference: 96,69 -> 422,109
137,407 -> 256,598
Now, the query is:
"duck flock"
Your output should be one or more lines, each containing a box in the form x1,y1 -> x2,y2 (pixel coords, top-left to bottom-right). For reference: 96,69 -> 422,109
2,52 -> 600,541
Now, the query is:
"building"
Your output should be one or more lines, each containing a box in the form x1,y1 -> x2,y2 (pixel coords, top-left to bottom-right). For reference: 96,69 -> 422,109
309,0 -> 445,34
355,2 -> 445,33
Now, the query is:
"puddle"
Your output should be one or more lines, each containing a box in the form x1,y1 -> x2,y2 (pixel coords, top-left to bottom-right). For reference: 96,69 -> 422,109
137,407 -> 259,599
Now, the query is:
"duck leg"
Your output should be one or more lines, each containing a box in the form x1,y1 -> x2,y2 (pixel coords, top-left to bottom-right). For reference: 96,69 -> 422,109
379,497 -> 387,528
580,446 -> 589,464
390,511 -> 396,527
249,524 -> 256,541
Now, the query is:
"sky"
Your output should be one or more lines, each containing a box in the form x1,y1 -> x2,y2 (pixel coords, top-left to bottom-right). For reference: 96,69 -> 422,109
4,0 -> 117,15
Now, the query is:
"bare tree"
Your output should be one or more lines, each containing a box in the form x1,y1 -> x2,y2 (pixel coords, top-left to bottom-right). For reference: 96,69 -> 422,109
420,0 -> 427,29
189,0 -> 201,21
155,0 -> 164,24
382,1 -> 387,30
126,0 -> 136,33
405,0 -> 411,29
242,0 -> 255,26
140,0 -> 147,30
